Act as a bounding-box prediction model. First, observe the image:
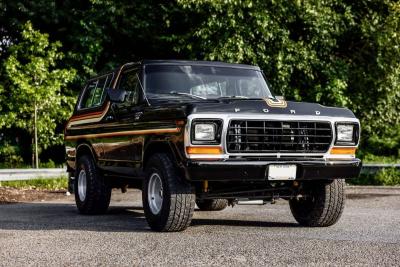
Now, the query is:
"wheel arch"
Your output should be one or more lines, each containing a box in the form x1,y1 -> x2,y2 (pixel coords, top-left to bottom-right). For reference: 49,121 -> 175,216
143,139 -> 189,182
76,142 -> 97,163
143,141 -> 177,168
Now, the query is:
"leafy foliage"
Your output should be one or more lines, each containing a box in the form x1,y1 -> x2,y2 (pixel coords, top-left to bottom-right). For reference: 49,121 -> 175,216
172,0 -> 400,158
0,0 -> 399,163
0,177 -> 68,190
350,168 -> 400,186
0,22 -> 76,151
0,143 -> 23,168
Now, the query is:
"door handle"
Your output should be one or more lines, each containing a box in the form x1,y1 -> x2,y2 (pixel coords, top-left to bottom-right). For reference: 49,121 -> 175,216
105,115 -> 114,121
134,111 -> 143,120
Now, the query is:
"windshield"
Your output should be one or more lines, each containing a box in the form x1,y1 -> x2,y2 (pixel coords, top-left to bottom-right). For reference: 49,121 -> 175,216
144,64 -> 273,100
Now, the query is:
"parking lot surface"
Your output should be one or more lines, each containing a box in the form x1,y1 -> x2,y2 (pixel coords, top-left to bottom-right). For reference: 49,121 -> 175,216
0,186 -> 399,266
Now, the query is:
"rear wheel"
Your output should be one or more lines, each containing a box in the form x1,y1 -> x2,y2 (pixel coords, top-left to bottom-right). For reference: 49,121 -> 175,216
74,155 -> 111,214
289,179 -> 345,227
143,153 -> 195,232
196,199 -> 228,211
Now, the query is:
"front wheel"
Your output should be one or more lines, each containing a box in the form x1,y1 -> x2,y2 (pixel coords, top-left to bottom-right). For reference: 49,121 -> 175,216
74,155 -> 111,214
142,153 -> 195,232
289,179 -> 345,227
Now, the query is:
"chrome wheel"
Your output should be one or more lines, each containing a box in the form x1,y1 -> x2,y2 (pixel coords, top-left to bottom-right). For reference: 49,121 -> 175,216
78,169 -> 87,202
148,173 -> 163,215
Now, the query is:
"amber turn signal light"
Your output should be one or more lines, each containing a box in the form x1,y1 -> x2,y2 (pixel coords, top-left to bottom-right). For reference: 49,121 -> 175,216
330,147 -> 356,155
186,146 -> 222,155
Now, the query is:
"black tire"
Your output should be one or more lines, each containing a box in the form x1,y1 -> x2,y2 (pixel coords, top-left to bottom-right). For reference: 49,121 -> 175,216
74,155 -> 111,214
142,153 -> 195,232
68,172 -> 74,194
196,199 -> 228,211
289,179 -> 345,227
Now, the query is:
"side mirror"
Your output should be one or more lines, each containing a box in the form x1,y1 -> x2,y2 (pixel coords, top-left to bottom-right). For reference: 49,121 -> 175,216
275,95 -> 285,101
107,88 -> 126,103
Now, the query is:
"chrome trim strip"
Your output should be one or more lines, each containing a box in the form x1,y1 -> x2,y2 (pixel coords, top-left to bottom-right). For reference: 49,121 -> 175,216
65,127 -> 181,140
191,159 -> 361,166
185,113 -> 360,160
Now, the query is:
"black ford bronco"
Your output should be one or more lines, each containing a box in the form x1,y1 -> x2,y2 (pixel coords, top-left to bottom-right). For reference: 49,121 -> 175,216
65,60 -> 361,232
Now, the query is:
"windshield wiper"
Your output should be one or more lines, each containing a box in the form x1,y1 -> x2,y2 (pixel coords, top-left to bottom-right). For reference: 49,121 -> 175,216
169,91 -> 206,99
218,96 -> 249,99
218,95 -> 276,100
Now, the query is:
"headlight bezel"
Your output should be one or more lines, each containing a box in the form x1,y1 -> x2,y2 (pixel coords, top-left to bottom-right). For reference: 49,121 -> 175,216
335,122 -> 359,146
191,119 -> 223,145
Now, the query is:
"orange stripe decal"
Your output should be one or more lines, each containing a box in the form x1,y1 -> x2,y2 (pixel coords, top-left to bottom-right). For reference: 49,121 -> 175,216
65,128 -> 181,140
69,103 -> 110,122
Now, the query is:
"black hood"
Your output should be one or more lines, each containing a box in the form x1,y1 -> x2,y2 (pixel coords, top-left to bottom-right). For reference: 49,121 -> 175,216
188,99 -> 355,118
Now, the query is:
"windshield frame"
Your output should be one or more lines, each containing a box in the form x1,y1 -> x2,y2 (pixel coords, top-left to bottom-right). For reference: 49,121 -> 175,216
142,63 -> 274,101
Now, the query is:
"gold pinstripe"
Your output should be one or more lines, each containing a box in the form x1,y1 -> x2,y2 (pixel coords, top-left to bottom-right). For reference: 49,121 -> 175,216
65,127 -> 181,140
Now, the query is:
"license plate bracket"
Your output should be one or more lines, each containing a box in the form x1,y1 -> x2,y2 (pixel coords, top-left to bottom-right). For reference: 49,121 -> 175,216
268,164 -> 297,180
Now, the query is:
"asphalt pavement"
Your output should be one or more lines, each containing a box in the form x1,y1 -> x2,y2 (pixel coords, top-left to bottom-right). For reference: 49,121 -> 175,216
0,186 -> 399,266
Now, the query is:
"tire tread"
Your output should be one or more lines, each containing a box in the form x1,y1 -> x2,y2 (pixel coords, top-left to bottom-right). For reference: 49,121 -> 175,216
144,153 -> 195,232
74,155 -> 111,215
289,179 -> 345,227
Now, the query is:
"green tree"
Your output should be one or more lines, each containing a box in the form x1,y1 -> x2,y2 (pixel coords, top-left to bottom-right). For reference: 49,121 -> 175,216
172,0 -> 400,157
346,1 -> 400,156
0,0 -> 399,161
0,22 -> 76,167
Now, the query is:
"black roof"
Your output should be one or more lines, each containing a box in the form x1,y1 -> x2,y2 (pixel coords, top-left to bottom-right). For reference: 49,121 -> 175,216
142,60 -> 261,70
88,60 -> 260,81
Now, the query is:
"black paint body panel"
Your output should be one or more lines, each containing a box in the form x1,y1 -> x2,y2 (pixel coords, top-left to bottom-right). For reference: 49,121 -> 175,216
187,159 -> 362,181
65,60 -> 361,195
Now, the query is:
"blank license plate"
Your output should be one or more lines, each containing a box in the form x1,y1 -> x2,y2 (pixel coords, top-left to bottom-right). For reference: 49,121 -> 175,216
268,165 -> 297,180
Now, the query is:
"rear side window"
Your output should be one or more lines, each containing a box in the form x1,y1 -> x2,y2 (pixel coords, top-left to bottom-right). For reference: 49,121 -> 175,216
80,74 -> 113,109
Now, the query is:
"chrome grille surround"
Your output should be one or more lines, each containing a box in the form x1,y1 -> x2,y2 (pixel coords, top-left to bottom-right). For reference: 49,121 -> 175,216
184,113 -> 360,160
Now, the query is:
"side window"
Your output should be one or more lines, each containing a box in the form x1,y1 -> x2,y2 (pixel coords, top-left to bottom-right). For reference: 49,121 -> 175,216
80,74 -> 113,109
80,80 -> 98,108
117,69 -> 140,105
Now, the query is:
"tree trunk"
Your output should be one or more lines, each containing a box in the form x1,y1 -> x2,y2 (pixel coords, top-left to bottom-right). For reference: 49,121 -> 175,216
31,137 -> 35,168
34,102 -> 39,169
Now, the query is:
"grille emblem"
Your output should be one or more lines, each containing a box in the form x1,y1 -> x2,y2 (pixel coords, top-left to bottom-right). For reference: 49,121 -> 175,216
264,98 -> 287,108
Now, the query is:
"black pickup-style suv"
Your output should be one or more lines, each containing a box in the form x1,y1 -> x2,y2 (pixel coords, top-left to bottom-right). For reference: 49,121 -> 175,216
65,60 -> 361,232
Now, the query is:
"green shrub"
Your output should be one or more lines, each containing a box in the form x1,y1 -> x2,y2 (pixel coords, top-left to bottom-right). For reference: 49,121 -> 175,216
349,173 -> 378,186
40,159 -> 57,168
0,177 -> 68,190
361,154 -> 400,164
349,168 -> 400,186
0,143 -> 24,168
375,168 -> 400,186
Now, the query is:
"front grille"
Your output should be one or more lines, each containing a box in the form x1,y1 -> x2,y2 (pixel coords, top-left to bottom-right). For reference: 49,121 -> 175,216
227,120 -> 332,153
